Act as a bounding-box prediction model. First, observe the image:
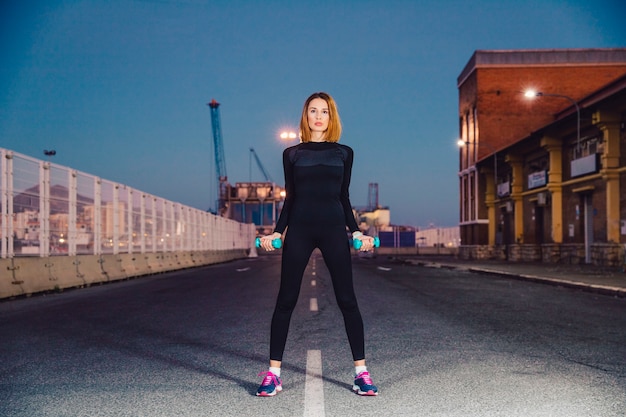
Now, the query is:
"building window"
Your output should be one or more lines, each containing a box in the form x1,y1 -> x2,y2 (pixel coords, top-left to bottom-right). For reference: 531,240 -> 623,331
571,134 -> 602,160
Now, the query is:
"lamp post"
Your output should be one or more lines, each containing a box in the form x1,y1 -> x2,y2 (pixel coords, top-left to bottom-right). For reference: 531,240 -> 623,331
237,185 -> 249,223
524,90 -> 581,155
525,90 -> 591,263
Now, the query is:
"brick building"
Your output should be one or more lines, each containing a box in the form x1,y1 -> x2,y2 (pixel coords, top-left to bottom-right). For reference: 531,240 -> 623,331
457,49 -> 626,265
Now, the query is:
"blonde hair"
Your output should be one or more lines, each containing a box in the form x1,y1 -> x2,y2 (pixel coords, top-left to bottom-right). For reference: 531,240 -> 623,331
299,92 -> 342,143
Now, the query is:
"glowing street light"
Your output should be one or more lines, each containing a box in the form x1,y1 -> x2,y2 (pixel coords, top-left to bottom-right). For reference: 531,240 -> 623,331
524,90 -> 581,155
280,131 -> 297,140
458,139 -> 498,197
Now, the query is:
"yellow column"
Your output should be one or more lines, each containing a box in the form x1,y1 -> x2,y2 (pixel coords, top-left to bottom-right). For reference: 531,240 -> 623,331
541,136 -> 563,243
594,110 -> 621,242
482,166 -> 496,246
506,155 -> 524,243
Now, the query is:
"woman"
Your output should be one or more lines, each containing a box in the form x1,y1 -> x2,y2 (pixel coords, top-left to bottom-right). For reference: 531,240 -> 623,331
256,92 -> 378,397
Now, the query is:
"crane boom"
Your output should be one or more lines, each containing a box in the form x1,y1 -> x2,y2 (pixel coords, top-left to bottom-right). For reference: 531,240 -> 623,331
208,99 -> 227,181
208,99 -> 228,214
249,148 -> 273,183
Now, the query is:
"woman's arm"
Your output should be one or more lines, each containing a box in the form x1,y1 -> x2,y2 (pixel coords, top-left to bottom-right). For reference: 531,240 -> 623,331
340,145 -> 359,233
274,146 -> 295,234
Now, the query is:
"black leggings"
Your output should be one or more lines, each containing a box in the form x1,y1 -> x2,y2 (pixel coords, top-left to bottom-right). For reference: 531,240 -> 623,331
269,224 -> 365,362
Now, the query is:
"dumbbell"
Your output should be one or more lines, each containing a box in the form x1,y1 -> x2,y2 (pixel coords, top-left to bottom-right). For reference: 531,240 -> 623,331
353,236 -> 380,250
255,237 -> 282,249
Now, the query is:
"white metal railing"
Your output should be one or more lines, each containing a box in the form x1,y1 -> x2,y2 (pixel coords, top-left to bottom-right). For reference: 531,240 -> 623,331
1,148 -> 254,258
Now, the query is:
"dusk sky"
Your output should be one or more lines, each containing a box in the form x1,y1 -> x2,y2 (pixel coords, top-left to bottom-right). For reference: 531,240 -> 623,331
1,0 -> 624,228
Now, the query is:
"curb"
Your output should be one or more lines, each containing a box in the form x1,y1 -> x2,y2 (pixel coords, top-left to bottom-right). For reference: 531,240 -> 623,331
406,260 -> 626,298
466,267 -> 626,298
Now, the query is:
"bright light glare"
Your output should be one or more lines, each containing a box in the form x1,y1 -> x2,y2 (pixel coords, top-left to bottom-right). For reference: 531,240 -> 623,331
457,139 -> 467,147
524,90 -> 538,98
280,131 -> 297,140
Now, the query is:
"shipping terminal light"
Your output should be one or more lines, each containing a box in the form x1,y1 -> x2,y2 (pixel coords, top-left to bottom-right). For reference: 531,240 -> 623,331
524,89 -> 581,154
280,131 -> 298,140
456,138 -> 498,198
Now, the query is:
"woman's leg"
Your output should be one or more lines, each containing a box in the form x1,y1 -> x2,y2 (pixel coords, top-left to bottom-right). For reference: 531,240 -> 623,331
269,226 -> 315,362
318,227 -> 365,362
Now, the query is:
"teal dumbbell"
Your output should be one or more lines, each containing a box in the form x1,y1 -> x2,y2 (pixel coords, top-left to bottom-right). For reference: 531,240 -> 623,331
353,236 -> 380,250
255,237 -> 282,249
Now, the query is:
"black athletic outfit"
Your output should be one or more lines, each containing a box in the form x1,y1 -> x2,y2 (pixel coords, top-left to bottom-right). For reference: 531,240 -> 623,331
269,141 -> 365,362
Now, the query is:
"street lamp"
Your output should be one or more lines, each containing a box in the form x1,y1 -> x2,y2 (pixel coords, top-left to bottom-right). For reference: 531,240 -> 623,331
43,149 -> 56,164
457,139 -> 499,198
524,90 -> 581,155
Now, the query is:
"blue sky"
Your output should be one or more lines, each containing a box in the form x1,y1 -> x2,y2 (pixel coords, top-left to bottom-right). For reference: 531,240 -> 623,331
1,0 -> 624,227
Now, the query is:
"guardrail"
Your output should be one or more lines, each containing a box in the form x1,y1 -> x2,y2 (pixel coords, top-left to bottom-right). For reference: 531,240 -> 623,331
0,148 -> 255,298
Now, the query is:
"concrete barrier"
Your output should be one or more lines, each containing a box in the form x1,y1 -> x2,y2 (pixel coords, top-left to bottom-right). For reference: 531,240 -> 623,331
48,256 -> 88,290
1,258 -> 24,299
0,249 -> 251,299
176,252 -> 193,268
13,257 -> 58,295
76,255 -> 110,286
100,254 -> 128,282
161,253 -> 178,271
4,257 -> 60,296
118,253 -> 151,276
144,253 -> 163,273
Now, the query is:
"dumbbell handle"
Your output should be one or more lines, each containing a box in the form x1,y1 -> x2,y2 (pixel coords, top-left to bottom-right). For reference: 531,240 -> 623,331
353,236 -> 380,250
255,237 -> 282,249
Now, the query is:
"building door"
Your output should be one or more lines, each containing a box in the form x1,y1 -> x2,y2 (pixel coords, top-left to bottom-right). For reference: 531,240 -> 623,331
501,206 -> 512,260
583,193 -> 593,264
535,204 -> 544,244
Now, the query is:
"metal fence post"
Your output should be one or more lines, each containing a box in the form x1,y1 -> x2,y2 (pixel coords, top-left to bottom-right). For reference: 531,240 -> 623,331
69,170 -> 77,256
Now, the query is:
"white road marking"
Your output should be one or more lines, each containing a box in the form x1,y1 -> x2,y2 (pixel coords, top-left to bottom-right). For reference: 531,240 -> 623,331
311,279 -> 316,287
303,350 -> 325,417
310,298 -> 318,312
236,267 -> 250,272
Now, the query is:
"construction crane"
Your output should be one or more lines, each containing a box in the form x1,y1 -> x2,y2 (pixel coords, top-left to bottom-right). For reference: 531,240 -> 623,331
249,148 -> 273,183
207,99 -> 229,215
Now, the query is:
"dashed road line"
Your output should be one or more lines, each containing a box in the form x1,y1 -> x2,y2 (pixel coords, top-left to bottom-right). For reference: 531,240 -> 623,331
303,350 -> 325,417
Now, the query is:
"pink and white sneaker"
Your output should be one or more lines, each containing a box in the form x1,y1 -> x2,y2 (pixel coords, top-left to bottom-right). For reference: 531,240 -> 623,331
256,371 -> 283,397
353,371 -> 378,396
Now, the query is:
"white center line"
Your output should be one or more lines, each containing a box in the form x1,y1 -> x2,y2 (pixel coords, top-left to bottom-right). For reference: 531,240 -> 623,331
310,297 -> 318,312
311,279 -> 316,287
303,350 -> 325,417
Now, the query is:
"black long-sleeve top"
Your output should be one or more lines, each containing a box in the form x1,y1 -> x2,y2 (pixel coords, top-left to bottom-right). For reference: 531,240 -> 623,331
274,141 -> 359,234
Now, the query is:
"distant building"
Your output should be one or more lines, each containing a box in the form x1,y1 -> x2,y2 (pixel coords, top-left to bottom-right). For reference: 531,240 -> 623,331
457,48 -> 626,265
416,226 -> 460,248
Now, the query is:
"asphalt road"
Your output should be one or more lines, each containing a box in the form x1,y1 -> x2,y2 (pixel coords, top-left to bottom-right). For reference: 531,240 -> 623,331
1,252 -> 625,417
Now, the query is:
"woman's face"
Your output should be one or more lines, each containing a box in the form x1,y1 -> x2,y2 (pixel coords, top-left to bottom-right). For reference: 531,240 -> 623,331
307,98 -> 329,137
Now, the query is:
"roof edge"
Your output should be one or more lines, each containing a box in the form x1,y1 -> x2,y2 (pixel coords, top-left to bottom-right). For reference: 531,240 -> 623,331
457,48 -> 626,87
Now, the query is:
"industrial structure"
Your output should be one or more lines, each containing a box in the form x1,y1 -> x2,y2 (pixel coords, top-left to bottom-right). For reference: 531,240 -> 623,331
207,101 -> 403,240
457,48 -> 626,265
208,99 -> 284,234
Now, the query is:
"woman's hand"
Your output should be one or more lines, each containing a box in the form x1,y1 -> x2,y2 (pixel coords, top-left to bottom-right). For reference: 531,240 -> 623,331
353,232 -> 374,252
260,232 -> 282,251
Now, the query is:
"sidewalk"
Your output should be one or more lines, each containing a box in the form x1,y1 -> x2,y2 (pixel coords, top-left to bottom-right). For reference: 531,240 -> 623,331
400,256 -> 626,297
